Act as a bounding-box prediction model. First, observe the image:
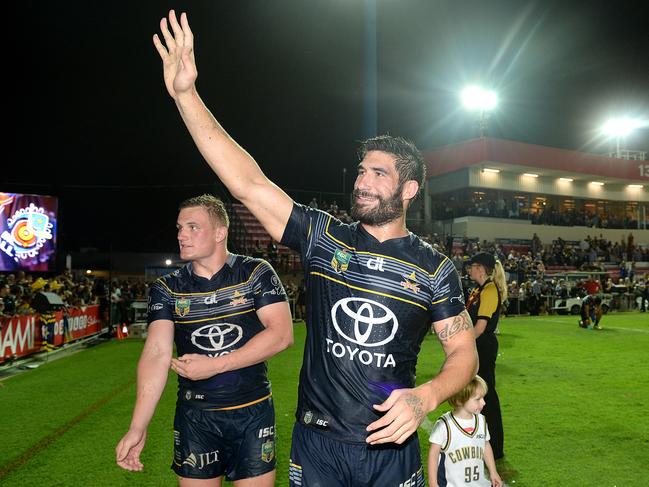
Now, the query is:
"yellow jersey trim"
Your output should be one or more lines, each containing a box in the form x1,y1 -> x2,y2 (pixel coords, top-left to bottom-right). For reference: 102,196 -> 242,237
323,217 -> 450,277
205,393 -> 272,411
158,262 -> 265,296
310,271 -> 427,311
175,309 -> 255,324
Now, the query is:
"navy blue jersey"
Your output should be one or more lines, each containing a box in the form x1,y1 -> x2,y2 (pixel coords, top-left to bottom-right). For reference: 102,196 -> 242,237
147,254 -> 287,408
281,203 -> 465,443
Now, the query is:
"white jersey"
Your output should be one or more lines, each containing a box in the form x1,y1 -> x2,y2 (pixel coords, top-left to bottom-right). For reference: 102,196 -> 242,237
429,412 -> 491,487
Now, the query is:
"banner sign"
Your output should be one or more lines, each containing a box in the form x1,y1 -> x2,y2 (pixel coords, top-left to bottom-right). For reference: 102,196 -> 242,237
1,305 -> 101,363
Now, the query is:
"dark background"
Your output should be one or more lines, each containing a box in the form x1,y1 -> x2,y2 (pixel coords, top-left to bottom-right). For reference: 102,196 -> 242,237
6,0 -> 648,253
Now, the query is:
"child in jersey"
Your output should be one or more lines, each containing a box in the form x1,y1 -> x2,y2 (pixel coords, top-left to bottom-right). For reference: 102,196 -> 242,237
428,375 -> 502,487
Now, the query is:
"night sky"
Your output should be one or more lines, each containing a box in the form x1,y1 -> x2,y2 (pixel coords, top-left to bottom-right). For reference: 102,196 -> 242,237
6,0 -> 648,254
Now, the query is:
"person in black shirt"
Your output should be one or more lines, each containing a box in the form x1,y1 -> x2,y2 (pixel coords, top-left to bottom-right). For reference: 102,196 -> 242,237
465,252 -> 508,460
152,12 -> 477,486
116,195 -> 292,486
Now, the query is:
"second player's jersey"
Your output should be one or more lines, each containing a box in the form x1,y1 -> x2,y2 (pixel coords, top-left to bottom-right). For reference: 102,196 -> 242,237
281,203 -> 465,443
147,254 -> 287,409
430,412 -> 491,487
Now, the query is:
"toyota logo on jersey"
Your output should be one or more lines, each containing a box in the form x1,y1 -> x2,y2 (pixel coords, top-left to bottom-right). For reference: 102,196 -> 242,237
190,323 -> 243,352
331,297 -> 398,347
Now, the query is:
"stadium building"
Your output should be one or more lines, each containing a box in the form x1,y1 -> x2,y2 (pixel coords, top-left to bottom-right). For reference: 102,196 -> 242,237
416,137 -> 648,249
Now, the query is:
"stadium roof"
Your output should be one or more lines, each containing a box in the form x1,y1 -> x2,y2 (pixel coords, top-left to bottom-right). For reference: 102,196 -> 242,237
424,138 -> 648,184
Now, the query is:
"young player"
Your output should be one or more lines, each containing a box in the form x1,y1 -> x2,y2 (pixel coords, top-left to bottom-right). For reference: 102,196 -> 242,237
428,376 -> 502,487
116,195 -> 293,486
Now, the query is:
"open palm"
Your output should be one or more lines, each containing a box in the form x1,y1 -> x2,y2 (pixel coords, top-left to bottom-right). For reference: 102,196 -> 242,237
153,10 -> 197,99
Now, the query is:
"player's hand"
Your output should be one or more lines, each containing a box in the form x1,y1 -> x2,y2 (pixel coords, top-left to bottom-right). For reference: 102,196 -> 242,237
153,10 -> 197,99
365,388 -> 428,445
171,353 -> 218,380
490,473 -> 503,487
116,428 -> 147,471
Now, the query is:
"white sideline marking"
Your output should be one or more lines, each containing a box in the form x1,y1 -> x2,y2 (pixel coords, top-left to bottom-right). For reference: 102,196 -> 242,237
614,327 -> 649,334
533,318 -> 649,333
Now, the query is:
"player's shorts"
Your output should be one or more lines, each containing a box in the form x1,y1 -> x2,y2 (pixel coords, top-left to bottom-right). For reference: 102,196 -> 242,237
171,395 -> 276,481
581,308 -> 596,322
289,422 -> 424,487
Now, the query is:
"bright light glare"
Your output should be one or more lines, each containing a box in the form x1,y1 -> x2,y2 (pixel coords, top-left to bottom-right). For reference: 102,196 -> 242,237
601,118 -> 647,137
590,181 -> 605,186
165,259 -> 172,266
483,167 -> 500,173
461,86 -> 498,111
628,184 -> 643,189
523,173 -> 539,178
559,177 -> 574,182
86,269 -> 92,274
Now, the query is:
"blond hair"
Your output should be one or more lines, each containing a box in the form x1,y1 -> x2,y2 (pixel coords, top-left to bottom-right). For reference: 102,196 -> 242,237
492,260 -> 508,302
448,375 -> 488,408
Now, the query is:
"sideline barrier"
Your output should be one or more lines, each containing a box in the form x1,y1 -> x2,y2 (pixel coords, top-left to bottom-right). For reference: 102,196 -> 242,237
0,305 -> 102,364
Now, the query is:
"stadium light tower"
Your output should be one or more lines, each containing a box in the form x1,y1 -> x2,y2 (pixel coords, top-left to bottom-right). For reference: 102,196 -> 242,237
461,85 -> 498,137
601,117 -> 646,158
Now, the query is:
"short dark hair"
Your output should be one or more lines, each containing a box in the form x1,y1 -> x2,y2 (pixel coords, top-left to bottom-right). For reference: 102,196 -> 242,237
358,135 -> 426,197
179,194 -> 230,228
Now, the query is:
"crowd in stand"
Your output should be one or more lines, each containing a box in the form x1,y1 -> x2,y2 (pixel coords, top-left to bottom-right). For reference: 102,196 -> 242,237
434,196 -> 643,230
0,271 -> 147,325
419,232 -> 648,316
308,197 -> 354,223
3,208 -> 646,323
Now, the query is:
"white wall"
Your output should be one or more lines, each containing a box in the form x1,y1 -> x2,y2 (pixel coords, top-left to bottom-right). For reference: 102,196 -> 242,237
441,216 -> 649,244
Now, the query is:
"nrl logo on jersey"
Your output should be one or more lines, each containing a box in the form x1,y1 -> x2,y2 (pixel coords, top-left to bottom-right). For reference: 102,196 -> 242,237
400,271 -> 420,293
230,290 -> 247,306
261,439 -> 275,463
175,298 -> 191,317
331,249 -> 352,273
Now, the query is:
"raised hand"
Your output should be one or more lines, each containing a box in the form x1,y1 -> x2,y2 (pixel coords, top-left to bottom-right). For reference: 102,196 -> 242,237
152,10 -> 197,99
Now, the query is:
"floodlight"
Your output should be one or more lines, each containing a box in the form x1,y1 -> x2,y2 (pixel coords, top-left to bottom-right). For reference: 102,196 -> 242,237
559,177 -> 573,182
522,173 -> 539,178
461,86 -> 498,111
165,259 -> 172,266
601,118 -> 646,137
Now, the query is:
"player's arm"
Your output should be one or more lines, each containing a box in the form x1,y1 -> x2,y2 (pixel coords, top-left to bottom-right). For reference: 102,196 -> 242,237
473,318 -> 488,338
171,301 -> 293,380
582,303 -> 591,323
116,319 -> 174,471
366,310 -> 477,445
485,441 -> 503,487
365,311 -> 478,444
427,442 -> 442,487
153,10 -> 293,242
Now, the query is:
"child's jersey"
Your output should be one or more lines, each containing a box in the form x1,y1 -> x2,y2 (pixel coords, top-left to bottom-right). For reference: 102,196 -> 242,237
429,411 -> 491,487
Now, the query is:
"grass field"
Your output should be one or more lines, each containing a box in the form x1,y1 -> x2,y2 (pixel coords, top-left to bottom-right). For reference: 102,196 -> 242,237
1,312 -> 648,486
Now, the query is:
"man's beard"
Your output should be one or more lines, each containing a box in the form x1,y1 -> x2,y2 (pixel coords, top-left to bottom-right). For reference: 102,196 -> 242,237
351,187 -> 404,226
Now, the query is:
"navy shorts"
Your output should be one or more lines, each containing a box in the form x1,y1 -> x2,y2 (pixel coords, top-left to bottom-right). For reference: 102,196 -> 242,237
172,396 -> 276,481
289,422 -> 424,487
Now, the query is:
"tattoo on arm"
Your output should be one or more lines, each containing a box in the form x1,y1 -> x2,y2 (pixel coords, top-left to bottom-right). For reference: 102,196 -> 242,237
405,394 -> 425,422
436,311 -> 472,343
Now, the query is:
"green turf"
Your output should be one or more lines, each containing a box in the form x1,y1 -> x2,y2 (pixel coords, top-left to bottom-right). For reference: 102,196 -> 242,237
1,313 -> 648,486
